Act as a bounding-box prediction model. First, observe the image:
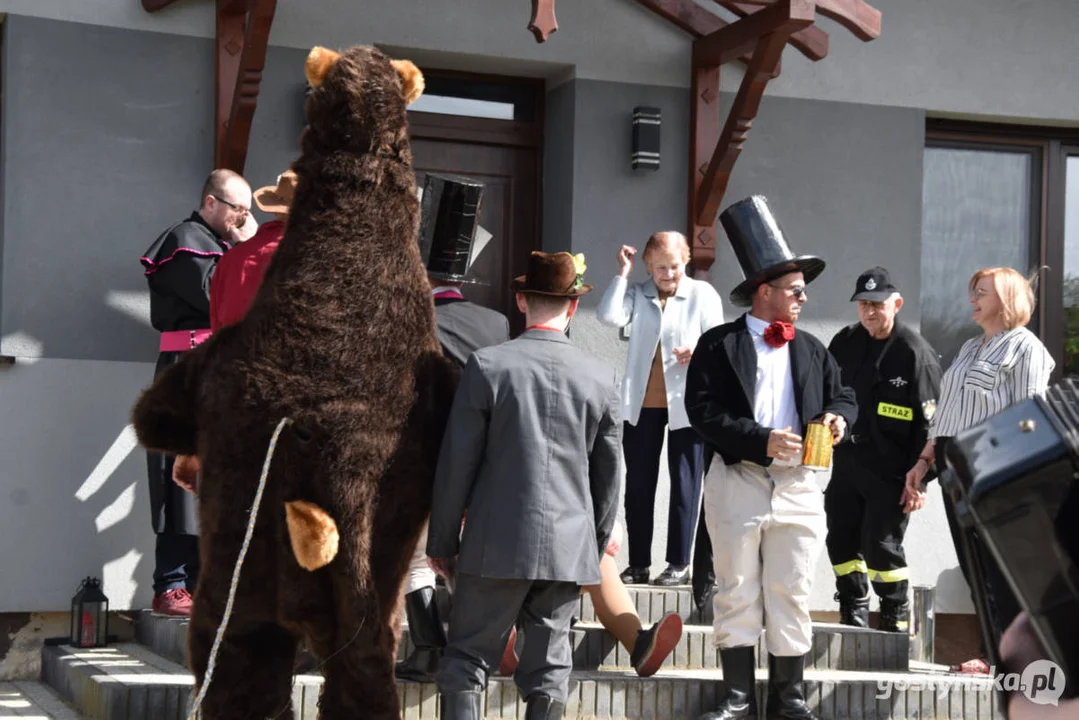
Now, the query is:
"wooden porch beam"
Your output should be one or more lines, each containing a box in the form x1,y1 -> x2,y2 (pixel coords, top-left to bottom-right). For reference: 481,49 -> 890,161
528,0 -> 558,42
689,63 -> 720,278
632,0 -> 779,74
695,29 -> 790,225
731,0 -> 881,41
717,1 -> 829,60
693,0 -> 814,67
220,0 -> 277,173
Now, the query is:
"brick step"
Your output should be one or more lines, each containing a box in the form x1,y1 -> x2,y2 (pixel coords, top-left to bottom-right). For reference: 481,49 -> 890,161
136,610 -> 908,676
0,680 -> 89,719
40,643 -> 1002,720
434,583 -> 704,626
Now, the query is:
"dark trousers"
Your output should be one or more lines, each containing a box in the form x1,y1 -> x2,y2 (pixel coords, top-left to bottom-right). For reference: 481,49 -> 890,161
622,408 -> 706,568
936,438 -> 1022,644
825,451 -> 909,604
154,533 -> 200,595
147,350 -> 201,596
437,574 -> 579,703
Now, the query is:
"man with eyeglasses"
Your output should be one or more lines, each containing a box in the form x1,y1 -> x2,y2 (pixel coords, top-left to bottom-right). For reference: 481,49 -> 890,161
825,268 -> 942,635
685,196 -> 856,720
138,168 -> 252,617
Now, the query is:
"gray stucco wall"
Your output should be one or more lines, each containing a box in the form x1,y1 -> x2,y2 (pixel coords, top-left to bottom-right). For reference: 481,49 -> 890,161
5,0 -> 1079,123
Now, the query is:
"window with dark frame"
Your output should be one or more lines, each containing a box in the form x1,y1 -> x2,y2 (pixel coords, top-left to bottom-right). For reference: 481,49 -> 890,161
923,120 -> 1079,379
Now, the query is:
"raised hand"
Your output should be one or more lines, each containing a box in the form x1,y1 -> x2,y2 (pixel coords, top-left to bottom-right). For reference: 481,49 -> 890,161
617,245 -> 636,278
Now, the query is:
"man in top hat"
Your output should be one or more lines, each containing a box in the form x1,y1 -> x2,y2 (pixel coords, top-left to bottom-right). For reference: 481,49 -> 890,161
685,196 -> 856,720
427,251 -> 621,720
397,174 -> 512,684
825,267 -> 941,633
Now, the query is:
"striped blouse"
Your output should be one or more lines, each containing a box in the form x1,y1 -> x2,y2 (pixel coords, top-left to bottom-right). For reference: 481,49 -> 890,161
929,327 -> 1055,440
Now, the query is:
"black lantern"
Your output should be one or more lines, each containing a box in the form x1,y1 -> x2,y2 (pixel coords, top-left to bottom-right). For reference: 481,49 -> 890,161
632,106 -> 661,171
70,577 -> 109,648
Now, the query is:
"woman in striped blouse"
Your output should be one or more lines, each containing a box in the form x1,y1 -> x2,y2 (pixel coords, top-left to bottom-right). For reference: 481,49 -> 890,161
902,266 -> 1054,673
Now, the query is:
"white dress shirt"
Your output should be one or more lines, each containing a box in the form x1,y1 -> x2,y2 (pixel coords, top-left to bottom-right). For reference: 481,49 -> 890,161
746,314 -> 802,466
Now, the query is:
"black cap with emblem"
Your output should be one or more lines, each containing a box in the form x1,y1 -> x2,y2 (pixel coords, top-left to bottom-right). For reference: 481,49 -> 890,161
850,266 -> 899,302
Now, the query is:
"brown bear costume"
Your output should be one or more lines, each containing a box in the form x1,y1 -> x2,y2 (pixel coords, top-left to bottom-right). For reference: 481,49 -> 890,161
131,46 -> 458,719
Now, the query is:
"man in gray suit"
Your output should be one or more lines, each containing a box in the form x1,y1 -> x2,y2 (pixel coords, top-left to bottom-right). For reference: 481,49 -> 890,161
427,251 -> 622,720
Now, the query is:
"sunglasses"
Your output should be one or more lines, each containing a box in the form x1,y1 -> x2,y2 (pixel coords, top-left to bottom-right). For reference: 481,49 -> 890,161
768,283 -> 807,299
213,195 -> 250,215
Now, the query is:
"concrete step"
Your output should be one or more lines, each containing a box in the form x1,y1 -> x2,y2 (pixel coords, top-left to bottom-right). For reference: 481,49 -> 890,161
40,642 -> 1003,720
0,681 -> 88,719
136,610 -> 909,674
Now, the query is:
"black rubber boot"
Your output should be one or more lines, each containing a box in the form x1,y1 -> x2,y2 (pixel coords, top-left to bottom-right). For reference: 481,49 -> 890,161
524,693 -> 565,719
439,690 -> 482,720
698,645 -> 757,719
766,654 -> 818,720
395,587 -> 447,682
835,592 -> 870,628
878,598 -> 910,633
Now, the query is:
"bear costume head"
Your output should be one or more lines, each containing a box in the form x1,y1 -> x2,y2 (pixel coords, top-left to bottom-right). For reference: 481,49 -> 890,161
131,45 -> 458,719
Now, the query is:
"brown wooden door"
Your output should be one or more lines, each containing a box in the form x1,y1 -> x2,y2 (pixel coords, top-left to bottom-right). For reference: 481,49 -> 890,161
409,112 -> 542,336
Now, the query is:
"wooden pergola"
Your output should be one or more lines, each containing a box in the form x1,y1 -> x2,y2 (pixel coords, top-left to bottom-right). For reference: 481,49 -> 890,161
141,0 -> 880,278
632,0 -> 881,277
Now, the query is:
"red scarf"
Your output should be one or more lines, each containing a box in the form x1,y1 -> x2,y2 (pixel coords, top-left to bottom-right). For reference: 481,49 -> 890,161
763,321 -> 795,348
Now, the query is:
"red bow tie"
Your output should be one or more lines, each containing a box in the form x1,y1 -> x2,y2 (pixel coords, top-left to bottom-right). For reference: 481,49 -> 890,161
763,321 -> 795,348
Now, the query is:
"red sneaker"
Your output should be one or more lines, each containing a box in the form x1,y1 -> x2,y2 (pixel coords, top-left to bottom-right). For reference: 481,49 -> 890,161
950,658 -> 991,675
631,613 -> 683,678
152,588 -> 193,617
497,626 -> 518,677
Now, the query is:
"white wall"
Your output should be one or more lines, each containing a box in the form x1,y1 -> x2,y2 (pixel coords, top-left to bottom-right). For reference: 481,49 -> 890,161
0,358 -> 156,612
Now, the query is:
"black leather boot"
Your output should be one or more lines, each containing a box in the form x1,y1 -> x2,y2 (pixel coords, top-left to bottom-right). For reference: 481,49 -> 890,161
440,690 -> 482,720
835,592 -> 870,628
878,599 -> 910,633
524,693 -> 565,720
395,587 -> 447,682
766,654 -> 818,720
698,645 -> 757,719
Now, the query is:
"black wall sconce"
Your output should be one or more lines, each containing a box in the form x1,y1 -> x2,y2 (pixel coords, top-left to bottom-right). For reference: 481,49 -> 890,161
632,106 -> 661,171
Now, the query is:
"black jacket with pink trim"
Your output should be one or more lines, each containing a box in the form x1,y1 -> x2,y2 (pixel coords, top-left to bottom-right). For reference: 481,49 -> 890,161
140,212 -> 229,334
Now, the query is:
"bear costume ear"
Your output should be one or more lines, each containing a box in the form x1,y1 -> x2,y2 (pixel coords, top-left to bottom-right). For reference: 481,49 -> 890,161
305,46 -> 340,88
390,59 -> 425,105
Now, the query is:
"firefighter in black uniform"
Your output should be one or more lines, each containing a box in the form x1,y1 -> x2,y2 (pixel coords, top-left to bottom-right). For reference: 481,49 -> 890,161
826,267 -> 942,632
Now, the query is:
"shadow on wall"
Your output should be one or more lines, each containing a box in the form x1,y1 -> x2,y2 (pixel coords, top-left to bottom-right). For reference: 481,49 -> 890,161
0,359 -> 155,613
75,425 -> 148,611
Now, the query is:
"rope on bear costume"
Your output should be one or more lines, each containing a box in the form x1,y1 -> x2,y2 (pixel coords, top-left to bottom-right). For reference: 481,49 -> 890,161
186,416 -> 294,720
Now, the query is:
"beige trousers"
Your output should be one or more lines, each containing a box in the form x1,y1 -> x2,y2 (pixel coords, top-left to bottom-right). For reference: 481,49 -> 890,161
703,460 -> 825,656
406,521 -> 437,594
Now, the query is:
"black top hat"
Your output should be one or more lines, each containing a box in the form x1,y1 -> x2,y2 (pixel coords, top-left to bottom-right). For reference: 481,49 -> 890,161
850,266 -> 899,302
418,173 -> 487,285
720,195 -> 826,307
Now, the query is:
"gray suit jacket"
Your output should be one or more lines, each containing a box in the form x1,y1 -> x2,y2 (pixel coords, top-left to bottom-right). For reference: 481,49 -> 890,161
434,297 -> 510,369
426,328 -> 622,586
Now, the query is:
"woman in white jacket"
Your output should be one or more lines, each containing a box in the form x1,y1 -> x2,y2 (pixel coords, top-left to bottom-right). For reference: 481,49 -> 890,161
597,231 -> 726,586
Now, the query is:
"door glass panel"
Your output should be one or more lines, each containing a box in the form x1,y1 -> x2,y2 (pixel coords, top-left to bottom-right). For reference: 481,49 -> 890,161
1063,156 -> 1079,376
921,145 -> 1036,367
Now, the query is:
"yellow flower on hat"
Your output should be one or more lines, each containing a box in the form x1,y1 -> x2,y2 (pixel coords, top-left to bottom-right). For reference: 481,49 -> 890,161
572,253 -> 587,276
563,252 -> 587,291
